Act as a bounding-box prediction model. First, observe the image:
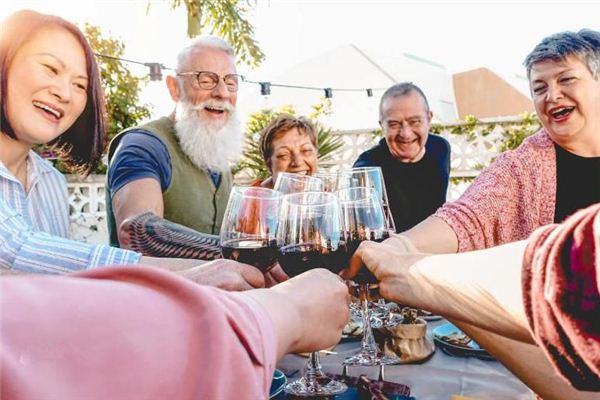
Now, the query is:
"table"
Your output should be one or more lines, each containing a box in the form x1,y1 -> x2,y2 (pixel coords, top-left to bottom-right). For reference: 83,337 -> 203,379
276,320 -> 535,399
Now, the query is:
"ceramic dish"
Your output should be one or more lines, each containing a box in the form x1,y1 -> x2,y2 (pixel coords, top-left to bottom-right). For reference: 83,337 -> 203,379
432,323 -> 494,360
269,369 -> 287,398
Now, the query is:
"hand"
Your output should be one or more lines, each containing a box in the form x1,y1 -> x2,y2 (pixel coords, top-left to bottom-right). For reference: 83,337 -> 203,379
350,240 -> 427,305
341,233 -> 418,280
272,269 -> 350,353
179,259 -> 266,291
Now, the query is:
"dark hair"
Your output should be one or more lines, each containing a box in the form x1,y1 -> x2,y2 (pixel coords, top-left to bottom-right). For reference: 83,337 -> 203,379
524,29 -> 600,79
379,82 -> 430,120
0,10 -> 106,175
260,114 -> 318,164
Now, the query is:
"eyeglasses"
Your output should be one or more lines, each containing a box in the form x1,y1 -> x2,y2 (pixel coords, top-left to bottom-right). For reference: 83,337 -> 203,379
176,71 -> 243,92
384,116 -> 426,131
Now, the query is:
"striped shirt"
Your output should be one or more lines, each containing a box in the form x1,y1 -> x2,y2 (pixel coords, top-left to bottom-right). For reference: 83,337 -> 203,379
0,151 -> 140,273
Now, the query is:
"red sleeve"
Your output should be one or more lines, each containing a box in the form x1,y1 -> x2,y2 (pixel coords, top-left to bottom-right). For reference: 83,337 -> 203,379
522,203 -> 600,391
0,266 -> 277,400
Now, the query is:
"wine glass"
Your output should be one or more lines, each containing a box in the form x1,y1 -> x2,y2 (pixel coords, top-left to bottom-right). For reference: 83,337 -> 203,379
277,191 -> 348,396
273,171 -> 324,194
220,186 -> 281,272
339,166 -> 396,233
338,186 -> 401,366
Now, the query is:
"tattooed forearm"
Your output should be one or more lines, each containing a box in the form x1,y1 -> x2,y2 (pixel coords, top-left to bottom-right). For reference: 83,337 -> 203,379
122,212 -> 222,260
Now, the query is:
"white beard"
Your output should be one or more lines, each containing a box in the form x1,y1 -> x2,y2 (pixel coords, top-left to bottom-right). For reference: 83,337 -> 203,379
173,99 -> 244,173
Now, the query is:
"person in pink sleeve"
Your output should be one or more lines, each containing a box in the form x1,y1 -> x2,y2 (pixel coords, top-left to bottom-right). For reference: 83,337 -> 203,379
1,266 -> 350,400
346,202 -> 600,398
394,29 -> 600,255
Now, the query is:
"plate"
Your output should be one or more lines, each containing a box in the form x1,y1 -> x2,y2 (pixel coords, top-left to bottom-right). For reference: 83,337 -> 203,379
269,369 -> 287,398
432,323 -> 494,360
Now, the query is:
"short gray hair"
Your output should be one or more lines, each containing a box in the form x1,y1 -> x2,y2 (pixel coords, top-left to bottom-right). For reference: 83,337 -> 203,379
175,36 -> 235,72
379,82 -> 430,121
524,29 -> 600,79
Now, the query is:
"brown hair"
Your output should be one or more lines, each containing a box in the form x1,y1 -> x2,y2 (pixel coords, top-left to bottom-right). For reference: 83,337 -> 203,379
0,9 -> 106,175
260,114 -> 317,165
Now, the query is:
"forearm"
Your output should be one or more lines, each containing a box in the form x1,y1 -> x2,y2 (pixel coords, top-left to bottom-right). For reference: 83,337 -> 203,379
455,322 -> 600,400
120,212 -> 222,260
393,240 -> 532,343
402,216 -> 459,254
244,287 -> 303,359
138,256 -> 205,272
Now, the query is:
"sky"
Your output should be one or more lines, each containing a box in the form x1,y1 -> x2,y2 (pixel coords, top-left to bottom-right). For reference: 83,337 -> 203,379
3,0 -> 600,119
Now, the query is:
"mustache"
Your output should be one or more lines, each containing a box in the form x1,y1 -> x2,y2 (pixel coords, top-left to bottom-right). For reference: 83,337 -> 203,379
187,99 -> 235,113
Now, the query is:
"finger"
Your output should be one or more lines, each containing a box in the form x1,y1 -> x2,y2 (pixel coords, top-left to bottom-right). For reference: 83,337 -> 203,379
267,263 -> 289,283
350,240 -> 382,277
238,264 -> 266,289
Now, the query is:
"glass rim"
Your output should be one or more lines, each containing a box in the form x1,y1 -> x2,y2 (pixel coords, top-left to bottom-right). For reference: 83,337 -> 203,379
281,190 -> 337,207
231,185 -> 282,200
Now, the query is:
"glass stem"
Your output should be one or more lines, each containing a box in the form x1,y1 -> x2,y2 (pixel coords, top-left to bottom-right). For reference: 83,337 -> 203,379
360,283 -> 378,354
304,351 -> 324,388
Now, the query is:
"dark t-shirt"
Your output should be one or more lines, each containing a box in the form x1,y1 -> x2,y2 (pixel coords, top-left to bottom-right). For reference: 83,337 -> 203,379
353,135 -> 451,232
108,130 -> 221,196
554,143 -> 600,223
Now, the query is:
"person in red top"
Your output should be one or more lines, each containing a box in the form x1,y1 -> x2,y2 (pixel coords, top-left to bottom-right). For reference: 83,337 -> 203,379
345,202 -> 600,398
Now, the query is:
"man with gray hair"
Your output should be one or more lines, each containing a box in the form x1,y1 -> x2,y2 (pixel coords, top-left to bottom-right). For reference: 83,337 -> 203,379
354,82 -> 451,232
105,37 -> 244,261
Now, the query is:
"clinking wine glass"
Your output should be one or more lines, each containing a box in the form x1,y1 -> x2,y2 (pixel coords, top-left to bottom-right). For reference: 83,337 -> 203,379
338,166 -> 396,233
277,191 -> 348,396
339,167 -> 398,323
220,186 -> 281,272
338,186 -> 401,366
273,171 -> 324,194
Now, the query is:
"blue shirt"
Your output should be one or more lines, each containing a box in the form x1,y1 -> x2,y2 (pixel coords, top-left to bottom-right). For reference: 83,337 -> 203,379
108,131 -> 221,196
0,151 -> 140,273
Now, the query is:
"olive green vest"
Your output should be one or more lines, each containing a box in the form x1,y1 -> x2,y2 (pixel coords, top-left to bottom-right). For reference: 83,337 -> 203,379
105,117 -> 233,247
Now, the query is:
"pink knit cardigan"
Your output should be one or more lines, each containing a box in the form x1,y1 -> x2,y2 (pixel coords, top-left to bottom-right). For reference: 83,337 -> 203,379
435,129 -> 556,252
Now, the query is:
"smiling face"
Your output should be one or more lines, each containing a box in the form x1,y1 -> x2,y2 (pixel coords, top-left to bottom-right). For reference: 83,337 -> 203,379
529,54 -> 600,153
380,90 -> 433,163
4,26 -> 88,145
169,46 -> 237,129
267,127 -> 318,184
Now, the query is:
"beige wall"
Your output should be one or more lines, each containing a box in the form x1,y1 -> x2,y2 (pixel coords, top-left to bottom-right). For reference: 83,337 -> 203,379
453,68 -> 534,119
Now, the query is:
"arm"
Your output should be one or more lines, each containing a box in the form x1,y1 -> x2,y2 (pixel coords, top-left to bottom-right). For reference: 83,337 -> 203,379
356,238 -> 532,342
1,266 -> 348,399
455,322 -> 600,400
0,200 -> 141,274
120,211 -> 221,260
401,215 -> 459,254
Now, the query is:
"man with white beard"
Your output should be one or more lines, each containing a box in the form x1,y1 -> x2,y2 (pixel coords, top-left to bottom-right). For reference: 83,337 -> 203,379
105,37 -> 244,262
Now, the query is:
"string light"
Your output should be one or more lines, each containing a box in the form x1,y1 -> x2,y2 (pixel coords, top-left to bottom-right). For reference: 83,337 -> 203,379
260,82 -> 271,96
94,52 -> 388,96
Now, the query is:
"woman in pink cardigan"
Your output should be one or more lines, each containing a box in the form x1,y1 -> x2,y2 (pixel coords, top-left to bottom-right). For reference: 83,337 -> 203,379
398,29 -> 600,254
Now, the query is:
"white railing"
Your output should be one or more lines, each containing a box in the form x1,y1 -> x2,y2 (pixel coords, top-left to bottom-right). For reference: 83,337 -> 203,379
68,117 -> 540,244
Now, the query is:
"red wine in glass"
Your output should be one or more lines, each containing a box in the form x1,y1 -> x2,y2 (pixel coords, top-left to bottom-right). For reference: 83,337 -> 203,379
277,241 -> 349,277
221,238 -> 279,273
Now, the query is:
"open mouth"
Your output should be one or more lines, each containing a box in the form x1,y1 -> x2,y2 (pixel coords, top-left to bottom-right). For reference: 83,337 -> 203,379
396,138 -> 418,145
33,101 -> 63,120
204,106 -> 226,115
549,106 -> 575,121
